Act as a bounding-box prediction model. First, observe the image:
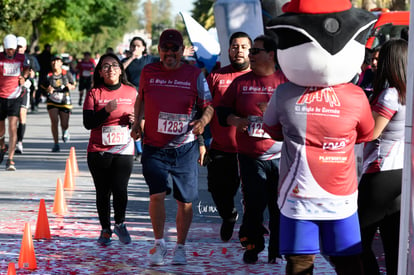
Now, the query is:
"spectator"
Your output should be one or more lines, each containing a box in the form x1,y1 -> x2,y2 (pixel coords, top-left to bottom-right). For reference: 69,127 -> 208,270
122,36 -> 159,162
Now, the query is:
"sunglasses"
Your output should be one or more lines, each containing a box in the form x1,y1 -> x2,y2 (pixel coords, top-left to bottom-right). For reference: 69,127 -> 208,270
160,45 -> 180,52
249,48 -> 267,55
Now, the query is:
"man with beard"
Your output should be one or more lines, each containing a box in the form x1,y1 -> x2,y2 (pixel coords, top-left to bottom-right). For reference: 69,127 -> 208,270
131,29 -> 214,266
205,32 -> 251,243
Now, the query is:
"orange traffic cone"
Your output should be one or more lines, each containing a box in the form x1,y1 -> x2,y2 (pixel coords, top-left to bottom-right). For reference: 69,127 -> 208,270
52,178 -> 67,215
34,199 -> 51,239
69,146 -> 79,176
63,158 -> 75,190
18,223 -> 37,270
7,262 -> 16,275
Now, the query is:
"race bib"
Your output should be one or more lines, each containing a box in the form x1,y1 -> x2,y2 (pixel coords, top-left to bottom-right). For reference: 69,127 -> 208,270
49,92 -> 64,103
157,112 -> 189,135
248,116 -> 271,138
3,63 -> 20,76
102,126 -> 129,145
82,70 -> 91,77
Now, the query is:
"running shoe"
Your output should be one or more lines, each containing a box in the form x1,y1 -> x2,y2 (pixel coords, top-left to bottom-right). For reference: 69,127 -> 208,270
52,144 -> 60,152
243,240 -> 265,264
149,243 -> 167,266
15,141 -> 23,154
62,130 -> 70,143
5,159 -> 16,171
220,211 -> 238,242
97,229 -> 112,246
172,244 -> 187,265
0,144 -> 8,164
114,223 -> 131,244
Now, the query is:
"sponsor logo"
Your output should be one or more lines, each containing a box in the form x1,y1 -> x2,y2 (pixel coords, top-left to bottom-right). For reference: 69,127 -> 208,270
297,87 -> 340,108
322,140 -> 346,151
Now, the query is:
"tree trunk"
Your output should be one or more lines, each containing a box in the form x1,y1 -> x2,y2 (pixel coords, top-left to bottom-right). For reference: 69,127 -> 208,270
362,0 -> 377,10
30,19 -> 40,54
391,0 -> 407,10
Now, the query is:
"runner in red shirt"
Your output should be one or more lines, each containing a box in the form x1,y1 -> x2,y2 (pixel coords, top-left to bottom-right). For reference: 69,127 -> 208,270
206,32 -> 251,243
217,35 -> 287,264
83,52 -> 136,246
76,52 -> 95,106
0,34 -> 29,170
131,29 -> 213,266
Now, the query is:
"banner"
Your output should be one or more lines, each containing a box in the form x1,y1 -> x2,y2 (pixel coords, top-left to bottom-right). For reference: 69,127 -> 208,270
180,12 -> 220,73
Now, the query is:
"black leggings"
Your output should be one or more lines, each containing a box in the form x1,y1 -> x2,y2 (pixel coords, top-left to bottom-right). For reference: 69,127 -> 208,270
87,152 -> 134,231
358,169 -> 402,275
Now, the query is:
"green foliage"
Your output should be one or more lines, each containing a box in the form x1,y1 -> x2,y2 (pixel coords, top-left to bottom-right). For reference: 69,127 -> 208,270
192,0 -> 215,29
1,0 -> 140,56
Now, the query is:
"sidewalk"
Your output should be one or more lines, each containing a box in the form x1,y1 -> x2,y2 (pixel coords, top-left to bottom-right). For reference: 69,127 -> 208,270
0,95 -> 342,274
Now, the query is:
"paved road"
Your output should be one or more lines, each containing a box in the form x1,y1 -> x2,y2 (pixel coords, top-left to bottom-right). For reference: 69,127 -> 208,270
0,93 -> 384,274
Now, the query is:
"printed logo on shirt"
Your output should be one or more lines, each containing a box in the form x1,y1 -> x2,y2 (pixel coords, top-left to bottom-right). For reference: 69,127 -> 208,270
297,87 -> 341,107
241,85 -> 274,94
322,138 -> 348,151
149,77 -> 191,89
319,137 -> 349,163
295,87 -> 341,117
219,79 -> 232,87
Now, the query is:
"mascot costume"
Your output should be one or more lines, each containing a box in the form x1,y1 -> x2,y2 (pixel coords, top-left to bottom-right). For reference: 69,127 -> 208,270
263,0 -> 376,274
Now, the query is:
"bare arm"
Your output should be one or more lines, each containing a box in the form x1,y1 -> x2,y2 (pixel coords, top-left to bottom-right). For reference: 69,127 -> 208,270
191,105 -> 214,135
227,114 -> 250,133
371,111 -> 390,140
130,96 -> 145,139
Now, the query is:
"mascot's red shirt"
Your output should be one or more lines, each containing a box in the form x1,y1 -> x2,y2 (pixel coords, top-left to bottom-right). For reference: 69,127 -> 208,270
264,82 -> 374,220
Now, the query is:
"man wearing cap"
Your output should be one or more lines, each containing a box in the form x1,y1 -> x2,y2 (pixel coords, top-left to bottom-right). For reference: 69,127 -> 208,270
131,29 -> 214,266
15,36 -> 40,154
0,34 -> 29,170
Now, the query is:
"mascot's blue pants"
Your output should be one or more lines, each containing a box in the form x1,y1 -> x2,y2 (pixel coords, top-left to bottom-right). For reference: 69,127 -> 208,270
280,212 -> 362,256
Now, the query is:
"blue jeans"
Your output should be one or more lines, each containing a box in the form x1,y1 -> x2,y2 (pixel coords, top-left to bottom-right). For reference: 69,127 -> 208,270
142,141 -> 199,202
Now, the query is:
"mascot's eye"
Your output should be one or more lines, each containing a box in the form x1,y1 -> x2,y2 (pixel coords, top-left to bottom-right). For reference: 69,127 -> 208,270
324,18 -> 340,34
274,28 -> 312,50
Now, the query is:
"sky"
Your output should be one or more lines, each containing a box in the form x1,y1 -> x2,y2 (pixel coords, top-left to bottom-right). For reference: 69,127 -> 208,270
171,1 -> 194,18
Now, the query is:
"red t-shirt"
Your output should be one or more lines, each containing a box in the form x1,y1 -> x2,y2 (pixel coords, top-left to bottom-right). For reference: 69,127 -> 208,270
0,52 -> 26,99
207,65 -> 250,153
84,84 -> 137,154
219,70 -> 287,159
139,62 -> 212,148
76,60 -> 95,78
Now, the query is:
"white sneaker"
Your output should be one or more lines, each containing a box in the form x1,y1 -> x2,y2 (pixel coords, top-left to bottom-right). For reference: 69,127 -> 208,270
15,142 -> 23,154
149,243 -> 167,266
172,244 -> 187,265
